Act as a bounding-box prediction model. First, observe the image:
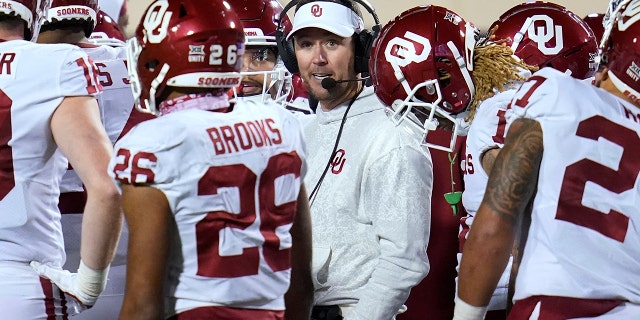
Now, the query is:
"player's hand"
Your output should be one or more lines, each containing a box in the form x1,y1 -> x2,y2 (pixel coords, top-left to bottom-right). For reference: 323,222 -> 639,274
30,260 -> 109,310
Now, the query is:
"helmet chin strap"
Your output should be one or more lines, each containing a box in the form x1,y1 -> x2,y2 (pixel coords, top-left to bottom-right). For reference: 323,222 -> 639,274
448,40 -> 475,101
511,17 -> 534,53
147,63 -> 171,115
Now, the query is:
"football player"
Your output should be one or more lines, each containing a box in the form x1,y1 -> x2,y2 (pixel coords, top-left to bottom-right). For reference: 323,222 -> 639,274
111,0 -> 312,319
368,5 -> 476,319
37,2 -> 154,319
0,0 -> 121,317
456,0 -> 640,318
457,3 -> 598,318
228,0 -> 314,115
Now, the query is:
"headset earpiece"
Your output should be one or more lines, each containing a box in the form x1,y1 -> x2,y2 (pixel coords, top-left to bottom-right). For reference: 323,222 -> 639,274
276,28 -> 300,73
276,0 -> 301,73
354,29 -> 376,74
275,0 -> 381,75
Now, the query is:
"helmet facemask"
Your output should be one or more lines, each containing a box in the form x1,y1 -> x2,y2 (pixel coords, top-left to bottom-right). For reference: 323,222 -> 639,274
232,50 -> 292,104
126,36 -> 152,114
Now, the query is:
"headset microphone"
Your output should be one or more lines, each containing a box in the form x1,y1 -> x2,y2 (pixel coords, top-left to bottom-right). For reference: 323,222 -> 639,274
321,77 -> 368,90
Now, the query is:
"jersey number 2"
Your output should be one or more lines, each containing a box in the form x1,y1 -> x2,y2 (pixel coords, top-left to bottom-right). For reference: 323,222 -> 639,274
515,77 -> 638,242
556,116 -> 639,242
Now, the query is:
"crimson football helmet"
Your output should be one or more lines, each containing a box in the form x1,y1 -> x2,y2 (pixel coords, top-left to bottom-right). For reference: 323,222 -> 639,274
128,0 -> 245,115
227,0 -> 293,103
583,13 -> 605,43
89,10 -> 125,47
1,0 -> 51,41
369,5 -> 477,152
600,0 -> 640,103
228,0 -> 291,47
489,2 -> 598,80
44,0 -> 99,37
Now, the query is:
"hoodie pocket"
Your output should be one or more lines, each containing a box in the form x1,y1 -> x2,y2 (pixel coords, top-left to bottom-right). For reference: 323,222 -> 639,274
312,246 -> 331,288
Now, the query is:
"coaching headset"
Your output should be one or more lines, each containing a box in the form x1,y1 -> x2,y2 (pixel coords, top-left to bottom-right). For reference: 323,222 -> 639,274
275,0 -> 382,74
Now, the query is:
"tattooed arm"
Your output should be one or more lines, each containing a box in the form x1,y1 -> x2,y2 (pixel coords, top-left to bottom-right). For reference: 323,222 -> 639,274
480,147 -> 500,175
457,118 -> 543,308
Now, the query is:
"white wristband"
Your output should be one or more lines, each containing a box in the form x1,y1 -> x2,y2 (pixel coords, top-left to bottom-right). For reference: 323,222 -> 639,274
453,295 -> 488,320
77,260 -> 110,298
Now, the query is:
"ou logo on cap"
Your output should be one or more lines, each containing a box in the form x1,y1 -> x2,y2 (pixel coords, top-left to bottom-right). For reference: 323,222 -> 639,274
527,15 -> 564,55
311,4 -> 323,17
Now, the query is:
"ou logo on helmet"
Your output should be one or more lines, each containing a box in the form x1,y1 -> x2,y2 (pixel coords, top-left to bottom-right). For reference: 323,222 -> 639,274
143,0 -> 173,44
384,31 -> 431,69
526,15 -> 564,55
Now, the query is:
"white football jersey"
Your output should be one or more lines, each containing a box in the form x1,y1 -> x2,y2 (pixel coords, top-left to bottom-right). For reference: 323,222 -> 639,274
463,88 -> 516,217
57,44 -> 146,320
0,40 -> 101,266
109,99 -> 306,316
507,67 -> 640,303
60,43 -> 139,195
463,68 -> 532,218
460,82 -> 525,311
81,43 -> 137,144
